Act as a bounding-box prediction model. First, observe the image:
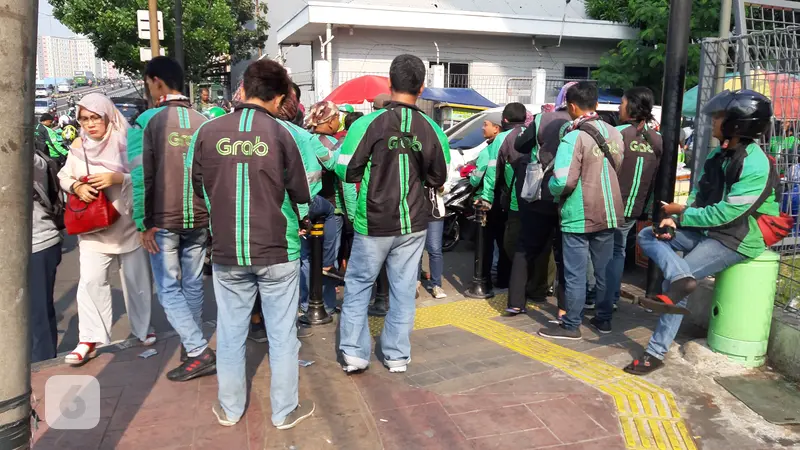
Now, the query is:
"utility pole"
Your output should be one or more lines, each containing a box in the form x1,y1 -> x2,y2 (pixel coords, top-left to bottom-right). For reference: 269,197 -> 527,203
0,0 -> 37,448
646,0 -> 693,296
148,0 -> 160,58
715,0 -> 733,95
174,0 -> 185,71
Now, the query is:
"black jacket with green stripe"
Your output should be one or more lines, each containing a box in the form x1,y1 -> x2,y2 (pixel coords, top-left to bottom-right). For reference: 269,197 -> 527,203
334,101 -> 450,236
615,123 -> 662,220
187,104 -> 310,266
129,99 -> 208,232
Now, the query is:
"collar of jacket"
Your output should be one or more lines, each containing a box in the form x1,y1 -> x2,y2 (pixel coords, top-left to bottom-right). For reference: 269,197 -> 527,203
162,99 -> 192,108
502,122 -> 525,132
384,100 -> 423,112
237,103 -> 277,118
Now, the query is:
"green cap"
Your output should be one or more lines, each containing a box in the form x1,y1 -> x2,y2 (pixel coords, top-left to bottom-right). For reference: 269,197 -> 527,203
338,104 -> 355,113
204,106 -> 227,119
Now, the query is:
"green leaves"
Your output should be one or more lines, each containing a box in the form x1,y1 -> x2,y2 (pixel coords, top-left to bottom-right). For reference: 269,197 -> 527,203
585,0 -> 720,99
49,0 -> 269,82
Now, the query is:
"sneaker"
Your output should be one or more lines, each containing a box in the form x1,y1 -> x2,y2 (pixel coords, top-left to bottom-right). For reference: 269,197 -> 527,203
167,347 -> 216,382
212,401 -> 238,427
589,317 -> 612,334
538,323 -> 582,340
275,401 -> 315,430
584,302 -> 596,310
431,286 -> 447,299
322,267 -> 345,281
613,303 -> 619,312
180,346 -> 187,363
623,352 -> 664,376
415,281 -> 421,299
248,323 -> 268,343
385,358 -> 410,373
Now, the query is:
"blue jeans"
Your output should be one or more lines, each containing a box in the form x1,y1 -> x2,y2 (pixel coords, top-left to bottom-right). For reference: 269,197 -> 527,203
213,260 -> 301,425
562,230 -> 615,329
29,243 -> 62,363
604,220 -> 638,307
421,220 -> 444,288
638,228 -> 745,359
309,195 -> 338,268
150,228 -> 208,353
339,231 -> 427,367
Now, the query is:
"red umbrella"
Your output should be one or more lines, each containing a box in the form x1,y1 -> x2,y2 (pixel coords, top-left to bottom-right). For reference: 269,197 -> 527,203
324,75 -> 391,105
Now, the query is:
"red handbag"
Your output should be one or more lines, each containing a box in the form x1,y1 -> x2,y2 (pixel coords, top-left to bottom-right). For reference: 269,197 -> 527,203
64,149 -> 120,235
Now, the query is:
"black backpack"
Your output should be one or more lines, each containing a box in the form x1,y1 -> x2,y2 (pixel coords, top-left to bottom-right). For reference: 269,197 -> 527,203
34,150 -> 65,230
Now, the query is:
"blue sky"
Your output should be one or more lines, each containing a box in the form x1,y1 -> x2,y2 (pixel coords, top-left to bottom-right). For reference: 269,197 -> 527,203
38,0 -> 76,37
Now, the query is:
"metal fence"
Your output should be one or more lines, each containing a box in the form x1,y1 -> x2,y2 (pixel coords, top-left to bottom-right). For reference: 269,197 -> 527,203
691,23 -> 800,312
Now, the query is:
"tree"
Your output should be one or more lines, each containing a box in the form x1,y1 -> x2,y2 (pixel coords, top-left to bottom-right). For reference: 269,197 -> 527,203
585,0 -> 720,98
49,0 -> 269,82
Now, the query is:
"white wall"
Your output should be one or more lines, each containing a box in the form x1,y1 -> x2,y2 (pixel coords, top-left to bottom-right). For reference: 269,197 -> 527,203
327,28 -> 614,105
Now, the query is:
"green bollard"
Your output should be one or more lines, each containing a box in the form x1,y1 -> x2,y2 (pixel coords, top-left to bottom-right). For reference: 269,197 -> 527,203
707,250 -> 780,367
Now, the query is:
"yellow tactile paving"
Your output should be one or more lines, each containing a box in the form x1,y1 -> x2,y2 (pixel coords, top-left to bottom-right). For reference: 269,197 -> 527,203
365,296 -> 697,450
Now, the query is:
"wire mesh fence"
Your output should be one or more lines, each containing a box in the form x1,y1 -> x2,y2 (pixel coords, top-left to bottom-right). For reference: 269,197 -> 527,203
691,23 -> 800,312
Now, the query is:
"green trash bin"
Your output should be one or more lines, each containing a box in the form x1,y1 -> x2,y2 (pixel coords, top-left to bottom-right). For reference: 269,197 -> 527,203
707,250 -> 779,367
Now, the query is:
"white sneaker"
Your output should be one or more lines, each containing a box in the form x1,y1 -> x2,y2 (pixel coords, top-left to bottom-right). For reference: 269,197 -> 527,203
212,401 -> 239,427
385,358 -> 410,373
432,286 -> 447,299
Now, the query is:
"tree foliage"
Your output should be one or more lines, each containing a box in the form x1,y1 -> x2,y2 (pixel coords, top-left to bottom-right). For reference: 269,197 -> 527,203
49,0 -> 269,82
585,0 -> 720,98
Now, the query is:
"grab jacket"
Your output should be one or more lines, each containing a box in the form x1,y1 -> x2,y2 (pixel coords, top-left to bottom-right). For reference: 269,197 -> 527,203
478,125 -> 526,212
314,134 -> 357,222
186,104 -> 310,266
677,142 -> 779,258
335,101 -> 450,236
615,123 -> 663,220
549,119 -> 625,234
129,99 -> 208,231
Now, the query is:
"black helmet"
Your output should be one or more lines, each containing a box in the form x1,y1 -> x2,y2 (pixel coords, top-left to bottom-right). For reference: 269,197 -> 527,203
702,89 -> 773,141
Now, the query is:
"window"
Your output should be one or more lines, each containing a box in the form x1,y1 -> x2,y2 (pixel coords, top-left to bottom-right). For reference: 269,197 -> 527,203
563,65 -> 599,80
429,61 -> 470,88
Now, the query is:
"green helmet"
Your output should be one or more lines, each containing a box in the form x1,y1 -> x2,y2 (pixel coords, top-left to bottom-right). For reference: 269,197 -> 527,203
204,106 -> 227,119
338,104 -> 355,113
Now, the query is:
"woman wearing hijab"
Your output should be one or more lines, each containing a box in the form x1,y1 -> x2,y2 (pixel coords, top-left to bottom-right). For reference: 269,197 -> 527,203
58,93 -> 156,365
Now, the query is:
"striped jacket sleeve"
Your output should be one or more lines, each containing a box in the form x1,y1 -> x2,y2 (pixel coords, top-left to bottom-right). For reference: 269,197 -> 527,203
470,145 -> 491,187
549,130 -> 581,202
479,138 -> 501,203
680,148 -> 771,229
335,110 -> 386,183
128,109 -> 160,232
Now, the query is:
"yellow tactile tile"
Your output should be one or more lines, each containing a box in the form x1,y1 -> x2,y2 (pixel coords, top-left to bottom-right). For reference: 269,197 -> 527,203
364,296 -> 697,450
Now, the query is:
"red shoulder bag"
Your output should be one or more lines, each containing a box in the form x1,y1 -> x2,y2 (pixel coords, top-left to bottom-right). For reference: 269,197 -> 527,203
64,149 -> 120,235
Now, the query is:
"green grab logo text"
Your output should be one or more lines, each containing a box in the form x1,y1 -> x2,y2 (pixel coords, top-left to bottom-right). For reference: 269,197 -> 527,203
168,132 -> 193,147
388,135 -> 422,152
216,137 -> 269,156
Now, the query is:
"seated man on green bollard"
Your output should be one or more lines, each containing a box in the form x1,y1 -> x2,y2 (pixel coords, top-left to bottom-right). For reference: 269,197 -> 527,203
626,89 -> 786,375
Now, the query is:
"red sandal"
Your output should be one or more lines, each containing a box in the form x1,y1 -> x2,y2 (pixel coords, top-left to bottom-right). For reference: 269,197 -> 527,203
639,295 -> 691,315
65,342 -> 97,366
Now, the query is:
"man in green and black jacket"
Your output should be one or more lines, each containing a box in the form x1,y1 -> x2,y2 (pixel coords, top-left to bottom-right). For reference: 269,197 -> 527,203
187,60 -> 315,430
130,57 -> 213,382
626,90 -> 779,376
543,82 -> 625,340
34,113 -> 69,167
335,54 -> 450,374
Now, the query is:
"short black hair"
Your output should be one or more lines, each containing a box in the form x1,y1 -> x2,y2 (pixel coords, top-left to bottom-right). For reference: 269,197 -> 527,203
502,103 -> 527,124
345,111 -> 364,130
243,60 -> 290,102
144,56 -> 184,92
565,81 -> 598,111
389,54 -> 426,96
292,83 -> 301,99
39,113 -> 54,122
623,87 -> 655,123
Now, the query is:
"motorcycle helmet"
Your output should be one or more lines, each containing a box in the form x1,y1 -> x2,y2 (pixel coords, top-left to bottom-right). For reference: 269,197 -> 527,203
61,125 -> 78,143
702,89 -> 773,141
203,106 -> 227,119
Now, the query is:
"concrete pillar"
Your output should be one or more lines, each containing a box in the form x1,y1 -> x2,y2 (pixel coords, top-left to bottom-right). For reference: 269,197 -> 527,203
531,68 -> 547,105
431,64 -> 445,89
314,59 -> 332,101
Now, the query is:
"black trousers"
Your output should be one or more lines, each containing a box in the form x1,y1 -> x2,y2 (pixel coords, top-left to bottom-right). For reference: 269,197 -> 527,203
483,205 -> 511,289
30,243 -> 61,363
338,213 -> 355,265
507,203 -> 565,310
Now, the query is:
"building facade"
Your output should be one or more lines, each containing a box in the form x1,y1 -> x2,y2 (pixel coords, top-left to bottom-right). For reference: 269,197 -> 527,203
36,36 -> 117,81
274,0 -> 636,105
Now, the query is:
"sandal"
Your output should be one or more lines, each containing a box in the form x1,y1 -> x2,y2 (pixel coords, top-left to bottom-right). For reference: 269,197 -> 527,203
66,342 -> 97,366
623,353 -> 664,376
639,295 -> 691,315
502,307 -> 527,317
142,333 -> 157,346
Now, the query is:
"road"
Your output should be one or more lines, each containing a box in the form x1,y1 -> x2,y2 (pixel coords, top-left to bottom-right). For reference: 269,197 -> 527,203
53,84 -> 143,115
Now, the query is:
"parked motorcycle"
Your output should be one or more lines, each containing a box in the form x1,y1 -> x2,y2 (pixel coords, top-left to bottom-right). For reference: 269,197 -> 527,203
442,177 -> 477,252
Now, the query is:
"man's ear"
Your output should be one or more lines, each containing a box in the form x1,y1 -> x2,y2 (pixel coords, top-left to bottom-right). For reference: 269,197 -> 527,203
417,84 -> 424,96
